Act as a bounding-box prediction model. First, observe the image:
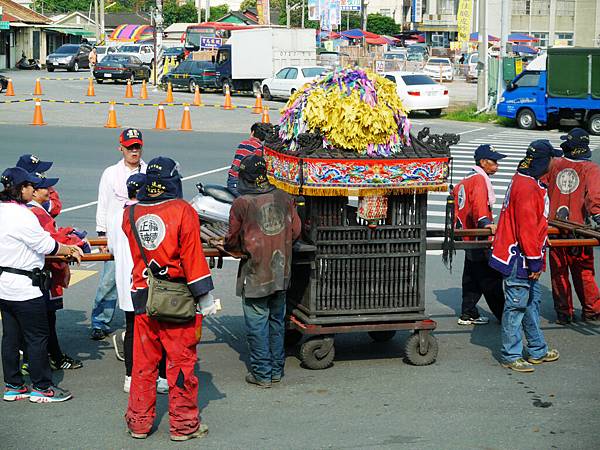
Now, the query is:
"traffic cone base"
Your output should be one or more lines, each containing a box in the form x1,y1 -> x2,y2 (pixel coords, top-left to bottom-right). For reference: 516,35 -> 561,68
5,79 -> 15,96
104,103 -> 119,128
125,80 -> 134,98
140,79 -> 148,99
86,78 -> 96,97
155,105 -> 168,130
252,93 -> 263,114
31,99 -> 47,126
193,85 -> 202,106
180,105 -> 193,131
261,106 -> 271,124
165,82 -> 174,103
33,78 -> 43,96
223,86 -> 234,110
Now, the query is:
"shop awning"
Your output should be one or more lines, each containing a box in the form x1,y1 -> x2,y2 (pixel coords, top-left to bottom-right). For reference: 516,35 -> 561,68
47,27 -> 95,37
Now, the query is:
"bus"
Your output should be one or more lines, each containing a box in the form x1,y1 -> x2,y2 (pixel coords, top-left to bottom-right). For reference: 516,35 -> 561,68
183,22 -> 253,51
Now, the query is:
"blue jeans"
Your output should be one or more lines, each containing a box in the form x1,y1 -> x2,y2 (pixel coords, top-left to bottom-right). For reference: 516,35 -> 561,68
91,260 -> 117,331
501,264 -> 548,363
242,291 -> 286,382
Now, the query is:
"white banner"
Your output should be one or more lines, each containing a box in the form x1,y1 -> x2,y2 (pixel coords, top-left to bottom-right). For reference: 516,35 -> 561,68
340,0 -> 360,12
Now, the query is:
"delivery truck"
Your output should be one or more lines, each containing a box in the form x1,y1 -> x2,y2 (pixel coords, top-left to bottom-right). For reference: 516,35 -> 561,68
214,28 -> 316,95
497,47 -> 600,135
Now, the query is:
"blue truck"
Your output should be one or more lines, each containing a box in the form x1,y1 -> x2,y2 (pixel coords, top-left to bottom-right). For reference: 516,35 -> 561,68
497,47 -> 600,135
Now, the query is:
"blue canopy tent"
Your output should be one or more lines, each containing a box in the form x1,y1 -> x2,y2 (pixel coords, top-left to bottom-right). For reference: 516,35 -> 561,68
512,44 -> 538,54
469,32 -> 500,42
507,33 -> 538,42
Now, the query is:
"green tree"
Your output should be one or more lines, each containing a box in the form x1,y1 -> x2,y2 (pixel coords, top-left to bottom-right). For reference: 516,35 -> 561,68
163,0 -> 198,28
32,0 -> 91,14
239,0 -> 257,11
208,4 -> 230,21
366,13 -> 399,35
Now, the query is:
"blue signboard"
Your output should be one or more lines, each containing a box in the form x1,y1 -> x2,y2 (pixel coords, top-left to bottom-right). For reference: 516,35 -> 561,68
200,37 -> 222,48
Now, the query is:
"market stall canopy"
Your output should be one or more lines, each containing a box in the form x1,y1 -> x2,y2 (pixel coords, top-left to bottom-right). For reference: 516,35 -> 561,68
340,29 -> 380,40
319,30 -> 341,40
512,44 -> 538,55
109,24 -> 154,42
508,33 -> 538,42
47,27 -> 95,37
469,32 -> 500,42
366,35 -> 398,45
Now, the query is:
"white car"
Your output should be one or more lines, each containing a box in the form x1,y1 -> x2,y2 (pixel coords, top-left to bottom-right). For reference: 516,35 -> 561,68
261,66 -> 328,100
383,71 -> 449,117
95,45 -> 119,63
423,57 -> 454,81
117,44 -> 155,65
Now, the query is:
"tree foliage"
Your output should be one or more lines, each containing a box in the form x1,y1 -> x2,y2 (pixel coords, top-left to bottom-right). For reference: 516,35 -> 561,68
239,0 -> 257,11
163,0 -> 198,27
366,14 -> 399,35
208,4 -> 230,21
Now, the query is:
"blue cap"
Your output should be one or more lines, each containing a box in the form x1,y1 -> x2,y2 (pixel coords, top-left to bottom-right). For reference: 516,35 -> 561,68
34,174 -> 59,189
146,157 -> 180,179
474,144 -> 507,162
560,128 -> 589,148
1,167 -> 42,188
16,154 -> 53,175
526,139 -> 563,159
126,173 -> 146,197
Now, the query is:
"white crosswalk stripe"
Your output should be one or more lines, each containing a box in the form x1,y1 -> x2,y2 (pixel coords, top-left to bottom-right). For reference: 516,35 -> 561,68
426,128 -> 600,230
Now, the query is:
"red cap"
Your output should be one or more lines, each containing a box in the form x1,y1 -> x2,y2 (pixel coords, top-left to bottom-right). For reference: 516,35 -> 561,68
119,128 -> 143,147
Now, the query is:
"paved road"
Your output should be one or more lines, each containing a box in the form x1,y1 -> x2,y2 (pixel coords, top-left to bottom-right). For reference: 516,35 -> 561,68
0,84 -> 599,449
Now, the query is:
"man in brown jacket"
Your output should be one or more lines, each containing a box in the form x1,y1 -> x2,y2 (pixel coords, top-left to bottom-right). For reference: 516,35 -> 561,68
225,155 -> 301,388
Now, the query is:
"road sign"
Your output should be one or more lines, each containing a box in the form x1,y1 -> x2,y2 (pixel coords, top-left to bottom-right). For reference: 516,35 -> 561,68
200,37 -> 222,49
0,21 -> 10,30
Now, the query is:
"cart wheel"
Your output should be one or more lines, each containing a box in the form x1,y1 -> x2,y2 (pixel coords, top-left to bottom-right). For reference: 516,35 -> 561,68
284,329 -> 303,348
368,330 -> 396,342
404,332 -> 438,366
299,336 -> 335,370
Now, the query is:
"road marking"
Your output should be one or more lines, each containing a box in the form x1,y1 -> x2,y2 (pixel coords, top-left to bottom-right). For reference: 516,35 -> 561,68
457,127 -> 487,135
60,166 -> 229,213
69,270 -> 97,286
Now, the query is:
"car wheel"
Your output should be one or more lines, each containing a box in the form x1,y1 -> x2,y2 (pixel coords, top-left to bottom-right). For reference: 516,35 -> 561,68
189,78 -> 197,93
588,113 -> 600,136
428,108 -> 442,118
517,108 -> 536,130
262,85 -> 272,101
222,79 -> 232,96
252,80 -> 261,97
0,83 -> 4,93
72,60 -> 79,72
290,88 -> 297,97
129,73 -> 135,84
47,67 -> 55,72
96,78 -> 103,84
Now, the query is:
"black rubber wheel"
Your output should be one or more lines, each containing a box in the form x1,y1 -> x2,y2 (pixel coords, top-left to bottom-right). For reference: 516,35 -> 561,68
222,79 -> 232,96
252,80 -> 261,97
189,78 -> 197,93
284,329 -> 303,348
72,60 -> 79,72
96,78 -> 103,84
404,332 -> 438,366
428,108 -> 442,118
587,113 -> 600,136
129,73 -> 135,84
368,330 -> 396,342
299,336 -> 335,370
47,67 -> 54,72
517,108 -> 536,130
262,85 -> 272,101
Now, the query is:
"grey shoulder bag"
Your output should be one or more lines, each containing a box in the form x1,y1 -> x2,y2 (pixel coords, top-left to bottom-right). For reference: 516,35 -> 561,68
129,205 -> 196,323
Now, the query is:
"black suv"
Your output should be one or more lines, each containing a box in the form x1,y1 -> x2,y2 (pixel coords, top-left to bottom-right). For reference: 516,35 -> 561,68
46,44 -> 92,72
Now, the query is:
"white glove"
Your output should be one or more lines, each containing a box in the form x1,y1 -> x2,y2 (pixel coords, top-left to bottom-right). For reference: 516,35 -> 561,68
197,293 -> 218,317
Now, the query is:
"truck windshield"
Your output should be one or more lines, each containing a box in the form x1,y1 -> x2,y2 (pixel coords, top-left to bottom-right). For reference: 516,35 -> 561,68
515,73 -> 540,87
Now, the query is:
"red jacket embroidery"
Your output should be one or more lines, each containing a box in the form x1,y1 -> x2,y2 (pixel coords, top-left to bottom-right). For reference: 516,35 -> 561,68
490,172 -> 549,278
122,198 -> 214,313
546,157 -> 600,224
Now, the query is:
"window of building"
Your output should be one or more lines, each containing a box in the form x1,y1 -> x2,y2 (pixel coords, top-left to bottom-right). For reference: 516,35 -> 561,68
555,32 -> 574,46
531,32 -> 549,48
556,0 -> 575,16
379,8 -> 392,17
513,0 -> 527,15
531,0 -> 549,15
440,0 -> 455,15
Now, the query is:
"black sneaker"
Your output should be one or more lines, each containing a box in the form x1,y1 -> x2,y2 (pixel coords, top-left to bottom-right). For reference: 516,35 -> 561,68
90,328 -> 108,340
245,373 -> 271,388
29,385 -> 73,403
50,354 -> 83,370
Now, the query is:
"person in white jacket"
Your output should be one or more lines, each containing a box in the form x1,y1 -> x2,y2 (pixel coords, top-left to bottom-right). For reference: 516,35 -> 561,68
109,173 -> 167,394
91,129 -> 147,341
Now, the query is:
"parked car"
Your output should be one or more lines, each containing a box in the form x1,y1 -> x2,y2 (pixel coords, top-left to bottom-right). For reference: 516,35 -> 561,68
163,46 -> 186,63
93,54 -> 150,83
465,53 -> 479,82
0,74 -> 8,93
162,60 -> 217,93
117,44 -> 155,65
46,43 -> 92,72
95,45 -> 119,63
384,52 -> 407,61
383,71 -> 449,117
261,66 -> 327,100
423,57 -> 454,81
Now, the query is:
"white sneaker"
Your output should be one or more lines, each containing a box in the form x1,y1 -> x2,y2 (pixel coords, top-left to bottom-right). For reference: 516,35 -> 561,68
156,377 -> 169,395
124,376 -> 131,393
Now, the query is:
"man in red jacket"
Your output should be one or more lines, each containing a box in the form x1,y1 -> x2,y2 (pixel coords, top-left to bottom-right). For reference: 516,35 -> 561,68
546,128 -> 600,324
122,157 -> 216,442
454,144 -> 507,325
490,140 -> 562,373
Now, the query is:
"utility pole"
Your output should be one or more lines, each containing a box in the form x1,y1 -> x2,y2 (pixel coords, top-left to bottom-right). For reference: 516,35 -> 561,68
286,0 -> 291,28
476,0 -> 488,110
94,0 -> 100,44
153,0 -> 164,86
497,0 -> 510,106
301,0 -> 305,28
196,0 -> 202,23
206,0 -> 211,21
99,0 -> 105,44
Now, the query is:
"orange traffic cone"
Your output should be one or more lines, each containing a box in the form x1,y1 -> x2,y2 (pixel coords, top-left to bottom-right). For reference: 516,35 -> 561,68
223,85 -> 234,110
5,79 -> 15,96
180,105 -> 193,131
31,99 -> 47,126
252,92 -> 263,114
125,80 -> 134,98
33,78 -> 43,96
165,82 -> 174,103
139,79 -> 148,100
86,78 -> 95,97
193,85 -> 202,106
154,105 -> 168,130
261,106 -> 270,124
104,102 -> 119,128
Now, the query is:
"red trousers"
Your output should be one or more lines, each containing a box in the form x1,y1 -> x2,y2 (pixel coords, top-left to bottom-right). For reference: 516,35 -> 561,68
549,247 -> 600,319
125,313 -> 203,437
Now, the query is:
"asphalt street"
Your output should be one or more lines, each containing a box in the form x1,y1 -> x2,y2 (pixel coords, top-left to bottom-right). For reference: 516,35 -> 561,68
0,72 -> 599,450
